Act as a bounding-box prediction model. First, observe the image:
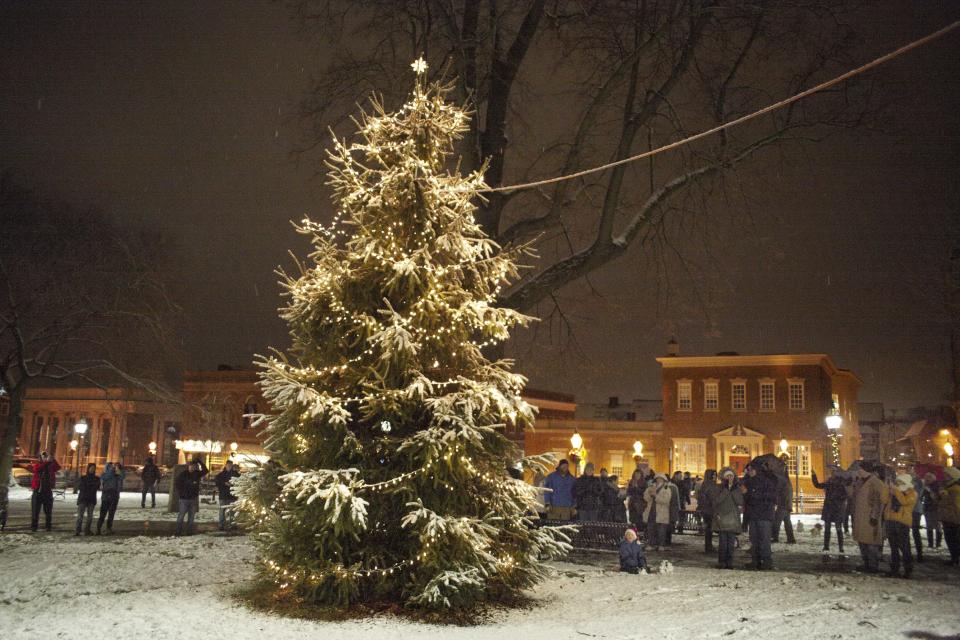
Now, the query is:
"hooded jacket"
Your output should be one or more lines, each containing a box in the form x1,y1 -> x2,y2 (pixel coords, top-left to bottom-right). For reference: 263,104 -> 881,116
100,464 -> 125,495
696,469 -> 719,517
619,538 -> 647,571
713,468 -> 744,532
886,483 -> 917,527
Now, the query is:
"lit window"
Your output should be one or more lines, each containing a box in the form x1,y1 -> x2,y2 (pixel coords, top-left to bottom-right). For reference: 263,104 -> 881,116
609,453 -> 624,478
760,381 -> 775,411
783,444 -> 811,476
677,381 -> 692,411
731,381 -> 746,411
789,380 -> 805,410
704,381 -> 719,411
674,440 -> 706,475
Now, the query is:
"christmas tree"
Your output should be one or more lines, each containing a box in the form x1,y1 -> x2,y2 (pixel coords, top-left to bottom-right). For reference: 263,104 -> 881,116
237,59 -> 570,611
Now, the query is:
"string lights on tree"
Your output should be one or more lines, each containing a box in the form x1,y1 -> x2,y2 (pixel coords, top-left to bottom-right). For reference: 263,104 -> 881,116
235,58 -> 570,611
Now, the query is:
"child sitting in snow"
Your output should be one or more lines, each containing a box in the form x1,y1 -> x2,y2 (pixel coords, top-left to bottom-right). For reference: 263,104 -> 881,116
619,528 -> 648,574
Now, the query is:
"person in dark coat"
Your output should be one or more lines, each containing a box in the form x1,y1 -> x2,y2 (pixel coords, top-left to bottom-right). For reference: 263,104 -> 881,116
697,469 -> 720,553
601,475 -> 624,522
922,472 -> 942,549
75,463 -> 100,536
812,466 -> 848,553
667,472 -> 682,541
772,456 -> 796,544
573,463 -> 603,522
140,457 -> 161,508
97,462 -> 125,535
29,452 -> 61,532
741,462 -> 778,570
627,469 -> 648,532
215,460 -> 241,531
175,457 -> 209,536
619,528 -> 648,573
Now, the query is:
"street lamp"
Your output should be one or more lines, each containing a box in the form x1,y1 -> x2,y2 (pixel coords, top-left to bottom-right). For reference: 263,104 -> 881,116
148,441 -> 157,455
73,419 -> 88,493
946,442 -> 955,467
779,438 -> 789,455
825,407 -> 843,430
632,440 -> 644,467
569,430 -> 585,476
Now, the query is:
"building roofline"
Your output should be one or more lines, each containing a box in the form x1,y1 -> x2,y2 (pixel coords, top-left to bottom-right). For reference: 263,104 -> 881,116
655,353 -> 862,384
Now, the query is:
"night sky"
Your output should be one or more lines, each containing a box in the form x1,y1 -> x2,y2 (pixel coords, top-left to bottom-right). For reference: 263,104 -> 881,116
2,1 -> 958,412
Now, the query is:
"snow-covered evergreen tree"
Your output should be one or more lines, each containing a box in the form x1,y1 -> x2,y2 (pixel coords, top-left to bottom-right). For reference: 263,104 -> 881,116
237,59 -> 570,610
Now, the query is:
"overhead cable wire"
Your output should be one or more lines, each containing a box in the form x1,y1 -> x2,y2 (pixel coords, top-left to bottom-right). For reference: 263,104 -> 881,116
482,20 -> 960,195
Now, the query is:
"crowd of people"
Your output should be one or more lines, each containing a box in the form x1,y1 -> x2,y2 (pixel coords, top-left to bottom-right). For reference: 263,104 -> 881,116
20,452 -> 241,537
541,456 -> 960,577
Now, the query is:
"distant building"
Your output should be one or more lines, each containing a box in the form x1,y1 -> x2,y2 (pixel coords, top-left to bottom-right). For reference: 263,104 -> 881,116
657,349 -> 862,495
17,386 -> 181,469
858,402 -> 912,462
576,397 -> 662,422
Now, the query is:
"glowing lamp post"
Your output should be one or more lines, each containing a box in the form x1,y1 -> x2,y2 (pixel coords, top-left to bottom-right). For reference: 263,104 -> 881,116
946,442 -> 955,468
569,430 -> 585,476
825,408 -> 843,430
633,440 -> 644,466
72,419 -> 88,493
148,441 -> 157,455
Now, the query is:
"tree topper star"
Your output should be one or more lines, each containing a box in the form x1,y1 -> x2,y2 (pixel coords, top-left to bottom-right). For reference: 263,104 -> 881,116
411,57 -> 428,74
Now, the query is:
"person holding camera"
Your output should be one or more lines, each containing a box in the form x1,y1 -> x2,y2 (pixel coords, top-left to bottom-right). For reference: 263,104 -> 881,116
97,462 -> 125,535
75,463 -> 100,536
29,451 -> 61,532
175,456 -> 208,536
215,460 -> 241,531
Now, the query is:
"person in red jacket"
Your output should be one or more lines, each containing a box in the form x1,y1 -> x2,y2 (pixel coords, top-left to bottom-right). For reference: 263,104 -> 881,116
30,451 -> 61,531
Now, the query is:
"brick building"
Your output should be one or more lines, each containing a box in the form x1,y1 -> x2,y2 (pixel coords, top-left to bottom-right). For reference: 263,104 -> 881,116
179,368 -> 269,467
17,386 -> 181,470
657,353 -> 861,495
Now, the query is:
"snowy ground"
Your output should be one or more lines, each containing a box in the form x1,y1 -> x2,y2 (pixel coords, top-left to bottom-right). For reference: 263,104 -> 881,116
1,514 -> 958,639
6,484 -> 220,522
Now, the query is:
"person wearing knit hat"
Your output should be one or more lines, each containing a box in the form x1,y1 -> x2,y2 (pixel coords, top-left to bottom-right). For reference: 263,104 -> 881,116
573,462 -> 603,522
939,466 -> 960,565
884,473 -> 918,578
645,474 -> 673,551
714,468 -> 743,569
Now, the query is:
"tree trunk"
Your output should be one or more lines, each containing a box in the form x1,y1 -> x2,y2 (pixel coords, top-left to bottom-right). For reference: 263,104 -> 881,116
0,385 -> 24,519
